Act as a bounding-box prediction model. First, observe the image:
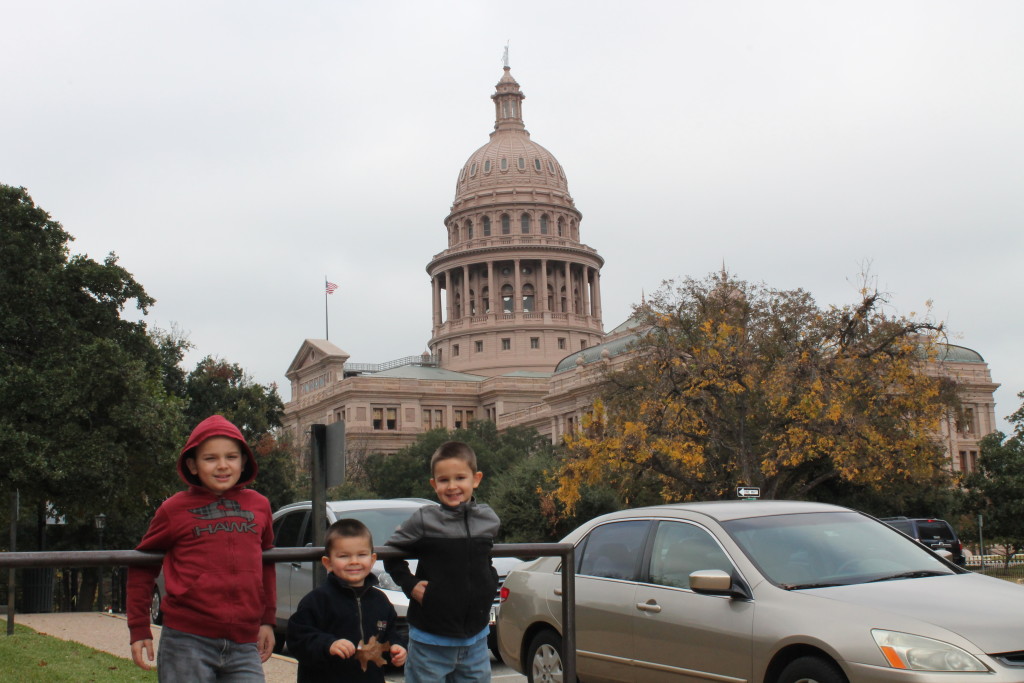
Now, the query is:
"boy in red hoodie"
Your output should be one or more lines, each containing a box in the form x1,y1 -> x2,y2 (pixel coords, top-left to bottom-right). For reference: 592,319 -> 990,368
127,415 -> 276,681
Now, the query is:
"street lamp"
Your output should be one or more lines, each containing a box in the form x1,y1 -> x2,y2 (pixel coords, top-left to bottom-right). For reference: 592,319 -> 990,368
94,513 -> 106,611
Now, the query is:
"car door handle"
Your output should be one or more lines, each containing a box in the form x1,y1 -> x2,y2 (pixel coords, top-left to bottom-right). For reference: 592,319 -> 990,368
291,562 -> 302,569
554,588 -> 562,596
636,600 -> 662,613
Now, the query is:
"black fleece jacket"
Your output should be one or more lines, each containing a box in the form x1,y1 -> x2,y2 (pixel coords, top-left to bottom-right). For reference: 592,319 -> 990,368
384,499 -> 500,639
286,573 -> 403,683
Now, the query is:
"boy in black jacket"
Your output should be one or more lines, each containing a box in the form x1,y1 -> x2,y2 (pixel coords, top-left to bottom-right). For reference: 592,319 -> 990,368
384,441 -> 500,682
287,519 -> 407,682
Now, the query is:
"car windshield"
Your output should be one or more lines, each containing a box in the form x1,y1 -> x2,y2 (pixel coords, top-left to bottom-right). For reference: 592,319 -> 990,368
722,511 -> 957,589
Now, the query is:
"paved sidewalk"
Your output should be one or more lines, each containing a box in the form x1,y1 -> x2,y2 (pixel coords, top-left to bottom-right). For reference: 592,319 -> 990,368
10,612 -> 298,682
9,612 -> 526,682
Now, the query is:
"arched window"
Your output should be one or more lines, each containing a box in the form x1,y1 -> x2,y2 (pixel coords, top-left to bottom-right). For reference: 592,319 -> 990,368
540,214 -> 549,234
534,158 -> 542,172
501,214 -> 510,235
501,284 -> 514,313
560,285 -> 567,313
481,286 -> 490,313
454,291 -> 462,318
465,220 -> 473,240
570,219 -> 578,240
547,284 -> 555,312
522,284 -> 535,313
482,216 -> 491,236
518,157 -> 526,170
574,288 -> 582,314
558,217 -> 565,237
484,159 -> 491,173
469,288 -> 476,315
500,157 -> 508,171
521,213 -> 531,234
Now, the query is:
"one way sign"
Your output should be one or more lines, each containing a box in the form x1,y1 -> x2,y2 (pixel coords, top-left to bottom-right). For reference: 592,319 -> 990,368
736,486 -> 761,499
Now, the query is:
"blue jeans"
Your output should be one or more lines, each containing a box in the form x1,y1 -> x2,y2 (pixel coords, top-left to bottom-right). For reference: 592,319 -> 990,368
405,637 -> 491,683
157,626 -> 265,682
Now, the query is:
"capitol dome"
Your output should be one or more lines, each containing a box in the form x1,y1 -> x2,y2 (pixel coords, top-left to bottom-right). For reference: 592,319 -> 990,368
453,67 -> 572,204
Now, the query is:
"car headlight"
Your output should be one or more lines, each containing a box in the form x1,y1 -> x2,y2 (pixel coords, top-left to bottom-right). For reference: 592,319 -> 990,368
375,571 -> 401,592
872,630 -> 988,672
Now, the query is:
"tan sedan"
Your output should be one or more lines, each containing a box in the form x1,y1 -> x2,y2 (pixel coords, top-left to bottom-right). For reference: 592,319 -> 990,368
497,500 -> 1024,682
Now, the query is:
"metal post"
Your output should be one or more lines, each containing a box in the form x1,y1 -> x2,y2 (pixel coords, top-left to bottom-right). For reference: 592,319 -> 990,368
94,514 -> 106,610
978,513 -> 985,575
6,490 -> 17,635
561,546 -> 577,683
310,425 -> 327,589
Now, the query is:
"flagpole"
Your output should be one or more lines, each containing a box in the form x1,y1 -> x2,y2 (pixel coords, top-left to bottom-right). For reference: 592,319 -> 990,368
324,276 -> 329,340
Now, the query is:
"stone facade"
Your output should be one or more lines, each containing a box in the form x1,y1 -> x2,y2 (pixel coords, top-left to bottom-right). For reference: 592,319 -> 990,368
282,67 -> 998,474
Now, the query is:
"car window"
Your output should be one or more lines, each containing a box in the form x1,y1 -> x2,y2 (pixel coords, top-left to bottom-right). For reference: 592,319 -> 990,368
578,520 -> 649,580
885,520 -> 914,535
647,521 -> 733,589
274,510 -> 308,547
916,521 -> 955,542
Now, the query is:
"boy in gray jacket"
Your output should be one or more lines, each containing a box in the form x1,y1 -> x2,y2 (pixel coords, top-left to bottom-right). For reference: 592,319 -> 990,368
384,441 -> 499,682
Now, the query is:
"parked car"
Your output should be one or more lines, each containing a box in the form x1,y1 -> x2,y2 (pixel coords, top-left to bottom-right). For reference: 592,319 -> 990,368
154,498 -> 520,657
880,516 -> 966,565
497,500 -> 1024,683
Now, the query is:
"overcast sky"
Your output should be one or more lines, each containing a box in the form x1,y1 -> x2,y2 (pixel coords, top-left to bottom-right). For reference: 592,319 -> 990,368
3,1 -> 1022,432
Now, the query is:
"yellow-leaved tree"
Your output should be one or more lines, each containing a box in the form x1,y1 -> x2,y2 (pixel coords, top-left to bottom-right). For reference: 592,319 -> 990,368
556,272 -> 959,511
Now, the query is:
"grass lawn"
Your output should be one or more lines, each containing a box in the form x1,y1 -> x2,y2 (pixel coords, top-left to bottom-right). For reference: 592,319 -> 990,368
0,620 -> 157,682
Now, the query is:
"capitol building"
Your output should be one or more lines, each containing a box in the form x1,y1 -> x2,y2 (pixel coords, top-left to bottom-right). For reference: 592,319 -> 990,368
282,66 -> 998,475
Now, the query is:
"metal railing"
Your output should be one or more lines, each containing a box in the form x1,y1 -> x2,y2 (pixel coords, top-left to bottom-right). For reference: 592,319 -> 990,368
0,542 -> 577,682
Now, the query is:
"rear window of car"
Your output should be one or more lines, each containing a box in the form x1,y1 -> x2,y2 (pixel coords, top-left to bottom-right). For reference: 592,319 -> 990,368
915,521 -> 955,542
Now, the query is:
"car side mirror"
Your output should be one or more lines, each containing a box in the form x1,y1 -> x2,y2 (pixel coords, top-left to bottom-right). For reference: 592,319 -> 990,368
689,569 -> 751,600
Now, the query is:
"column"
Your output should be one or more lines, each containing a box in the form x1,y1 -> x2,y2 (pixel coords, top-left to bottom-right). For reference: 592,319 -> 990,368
582,266 -> 592,319
445,269 -> 454,322
513,258 -> 522,313
432,276 -> 442,327
462,264 -> 470,319
564,261 -> 574,314
487,261 -> 494,314
593,269 -> 603,321
539,258 -> 548,312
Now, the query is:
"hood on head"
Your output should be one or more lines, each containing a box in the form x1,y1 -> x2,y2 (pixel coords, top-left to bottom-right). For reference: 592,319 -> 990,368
178,415 -> 257,488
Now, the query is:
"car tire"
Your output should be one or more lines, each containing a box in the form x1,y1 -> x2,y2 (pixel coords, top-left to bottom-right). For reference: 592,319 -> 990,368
777,656 -> 847,683
527,629 -> 567,683
149,587 -> 163,625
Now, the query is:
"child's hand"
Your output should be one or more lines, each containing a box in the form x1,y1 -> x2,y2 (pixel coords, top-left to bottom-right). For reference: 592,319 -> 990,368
257,624 -> 275,662
130,639 -> 155,670
390,644 -> 408,667
329,638 -> 357,658
412,580 -> 428,604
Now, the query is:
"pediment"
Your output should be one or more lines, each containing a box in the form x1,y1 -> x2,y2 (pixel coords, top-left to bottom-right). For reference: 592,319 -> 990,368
285,339 -> 350,379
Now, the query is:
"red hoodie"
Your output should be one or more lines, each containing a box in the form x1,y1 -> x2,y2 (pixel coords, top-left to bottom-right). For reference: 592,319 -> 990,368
126,415 -> 276,644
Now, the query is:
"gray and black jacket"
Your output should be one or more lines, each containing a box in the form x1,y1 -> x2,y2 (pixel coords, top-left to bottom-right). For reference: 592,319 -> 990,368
384,499 -> 500,639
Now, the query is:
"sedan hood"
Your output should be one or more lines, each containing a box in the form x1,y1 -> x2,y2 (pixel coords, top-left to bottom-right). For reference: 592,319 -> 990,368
808,573 -> 1024,653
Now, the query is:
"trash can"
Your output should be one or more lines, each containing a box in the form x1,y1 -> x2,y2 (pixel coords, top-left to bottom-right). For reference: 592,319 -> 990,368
19,567 -> 56,613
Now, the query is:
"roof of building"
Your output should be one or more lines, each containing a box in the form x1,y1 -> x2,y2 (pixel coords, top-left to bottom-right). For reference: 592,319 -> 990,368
554,330 -> 643,373
936,344 -> 985,363
371,364 -> 487,382
452,67 -> 572,204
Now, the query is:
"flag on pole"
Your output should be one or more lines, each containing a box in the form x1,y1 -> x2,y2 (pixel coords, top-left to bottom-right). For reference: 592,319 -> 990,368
325,281 -> 339,295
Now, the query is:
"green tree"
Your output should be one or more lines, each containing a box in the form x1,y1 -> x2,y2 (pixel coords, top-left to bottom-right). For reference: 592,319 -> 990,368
183,357 -> 297,509
0,185 -> 185,547
356,421 -> 577,541
965,391 -> 1024,566
558,272 -> 959,511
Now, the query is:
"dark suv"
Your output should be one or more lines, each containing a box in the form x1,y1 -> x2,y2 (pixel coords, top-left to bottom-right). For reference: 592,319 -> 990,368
881,517 -> 965,565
